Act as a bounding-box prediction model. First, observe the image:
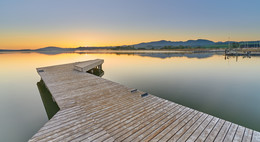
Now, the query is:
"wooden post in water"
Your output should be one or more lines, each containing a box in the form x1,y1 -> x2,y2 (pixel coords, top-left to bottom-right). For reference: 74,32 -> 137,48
98,65 -> 102,70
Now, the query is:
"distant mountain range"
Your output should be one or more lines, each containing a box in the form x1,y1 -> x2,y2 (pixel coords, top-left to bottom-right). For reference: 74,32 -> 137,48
0,39 -> 259,51
133,39 -> 260,49
0,46 -> 110,52
133,39 -> 215,48
34,46 -> 69,51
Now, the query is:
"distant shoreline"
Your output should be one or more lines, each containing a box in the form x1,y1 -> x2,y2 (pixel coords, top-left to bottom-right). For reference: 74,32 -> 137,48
0,48 -> 225,54
2,48 -> 260,55
74,49 -> 225,54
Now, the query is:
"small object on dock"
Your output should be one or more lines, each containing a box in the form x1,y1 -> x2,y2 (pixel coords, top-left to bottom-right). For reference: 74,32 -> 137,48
141,93 -> 148,97
131,89 -> 137,93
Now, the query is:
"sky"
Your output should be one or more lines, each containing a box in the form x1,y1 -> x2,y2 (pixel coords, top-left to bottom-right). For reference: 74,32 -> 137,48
0,0 -> 260,49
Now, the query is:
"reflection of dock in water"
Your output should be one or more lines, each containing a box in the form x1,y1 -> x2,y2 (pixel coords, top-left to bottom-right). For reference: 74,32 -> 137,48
30,59 -> 260,142
224,48 -> 260,61
37,80 -> 60,120
225,48 -> 260,57
225,51 -> 260,57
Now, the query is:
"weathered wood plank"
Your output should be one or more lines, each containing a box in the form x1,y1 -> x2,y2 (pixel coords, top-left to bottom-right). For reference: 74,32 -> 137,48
67,98 -> 161,142
233,126 -> 246,142
252,131 -> 260,142
138,106 -> 188,141
195,117 -> 219,142
214,121 -> 232,142
176,113 -> 208,142
223,123 -> 238,142
116,102 -> 178,141
148,109 -> 195,141
204,119 -> 225,142
124,105 -> 183,142
167,112 -> 204,141
185,114 -> 213,142
242,128 -> 253,142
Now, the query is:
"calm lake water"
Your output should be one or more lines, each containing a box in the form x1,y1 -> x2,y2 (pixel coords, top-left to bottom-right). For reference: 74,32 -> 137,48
0,52 -> 260,141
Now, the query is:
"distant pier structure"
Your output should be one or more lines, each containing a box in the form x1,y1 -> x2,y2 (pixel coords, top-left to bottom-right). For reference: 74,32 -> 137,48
30,59 -> 260,142
225,41 -> 260,58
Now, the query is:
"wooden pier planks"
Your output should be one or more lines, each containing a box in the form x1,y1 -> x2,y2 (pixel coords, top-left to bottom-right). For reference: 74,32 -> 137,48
30,59 -> 260,142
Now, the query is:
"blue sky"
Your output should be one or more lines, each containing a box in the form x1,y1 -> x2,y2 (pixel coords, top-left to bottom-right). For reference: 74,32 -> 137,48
0,0 -> 260,49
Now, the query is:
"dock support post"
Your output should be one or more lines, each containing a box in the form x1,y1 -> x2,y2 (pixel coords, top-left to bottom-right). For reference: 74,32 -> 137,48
98,65 -> 102,70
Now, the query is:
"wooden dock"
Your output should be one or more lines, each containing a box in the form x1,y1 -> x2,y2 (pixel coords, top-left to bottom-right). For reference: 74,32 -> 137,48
30,59 -> 260,142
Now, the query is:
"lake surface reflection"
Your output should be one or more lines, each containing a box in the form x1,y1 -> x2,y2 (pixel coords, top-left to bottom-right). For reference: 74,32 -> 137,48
0,52 -> 260,141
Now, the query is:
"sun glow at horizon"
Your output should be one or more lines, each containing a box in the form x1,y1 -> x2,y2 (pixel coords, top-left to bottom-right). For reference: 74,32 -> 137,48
1,34 -> 260,50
